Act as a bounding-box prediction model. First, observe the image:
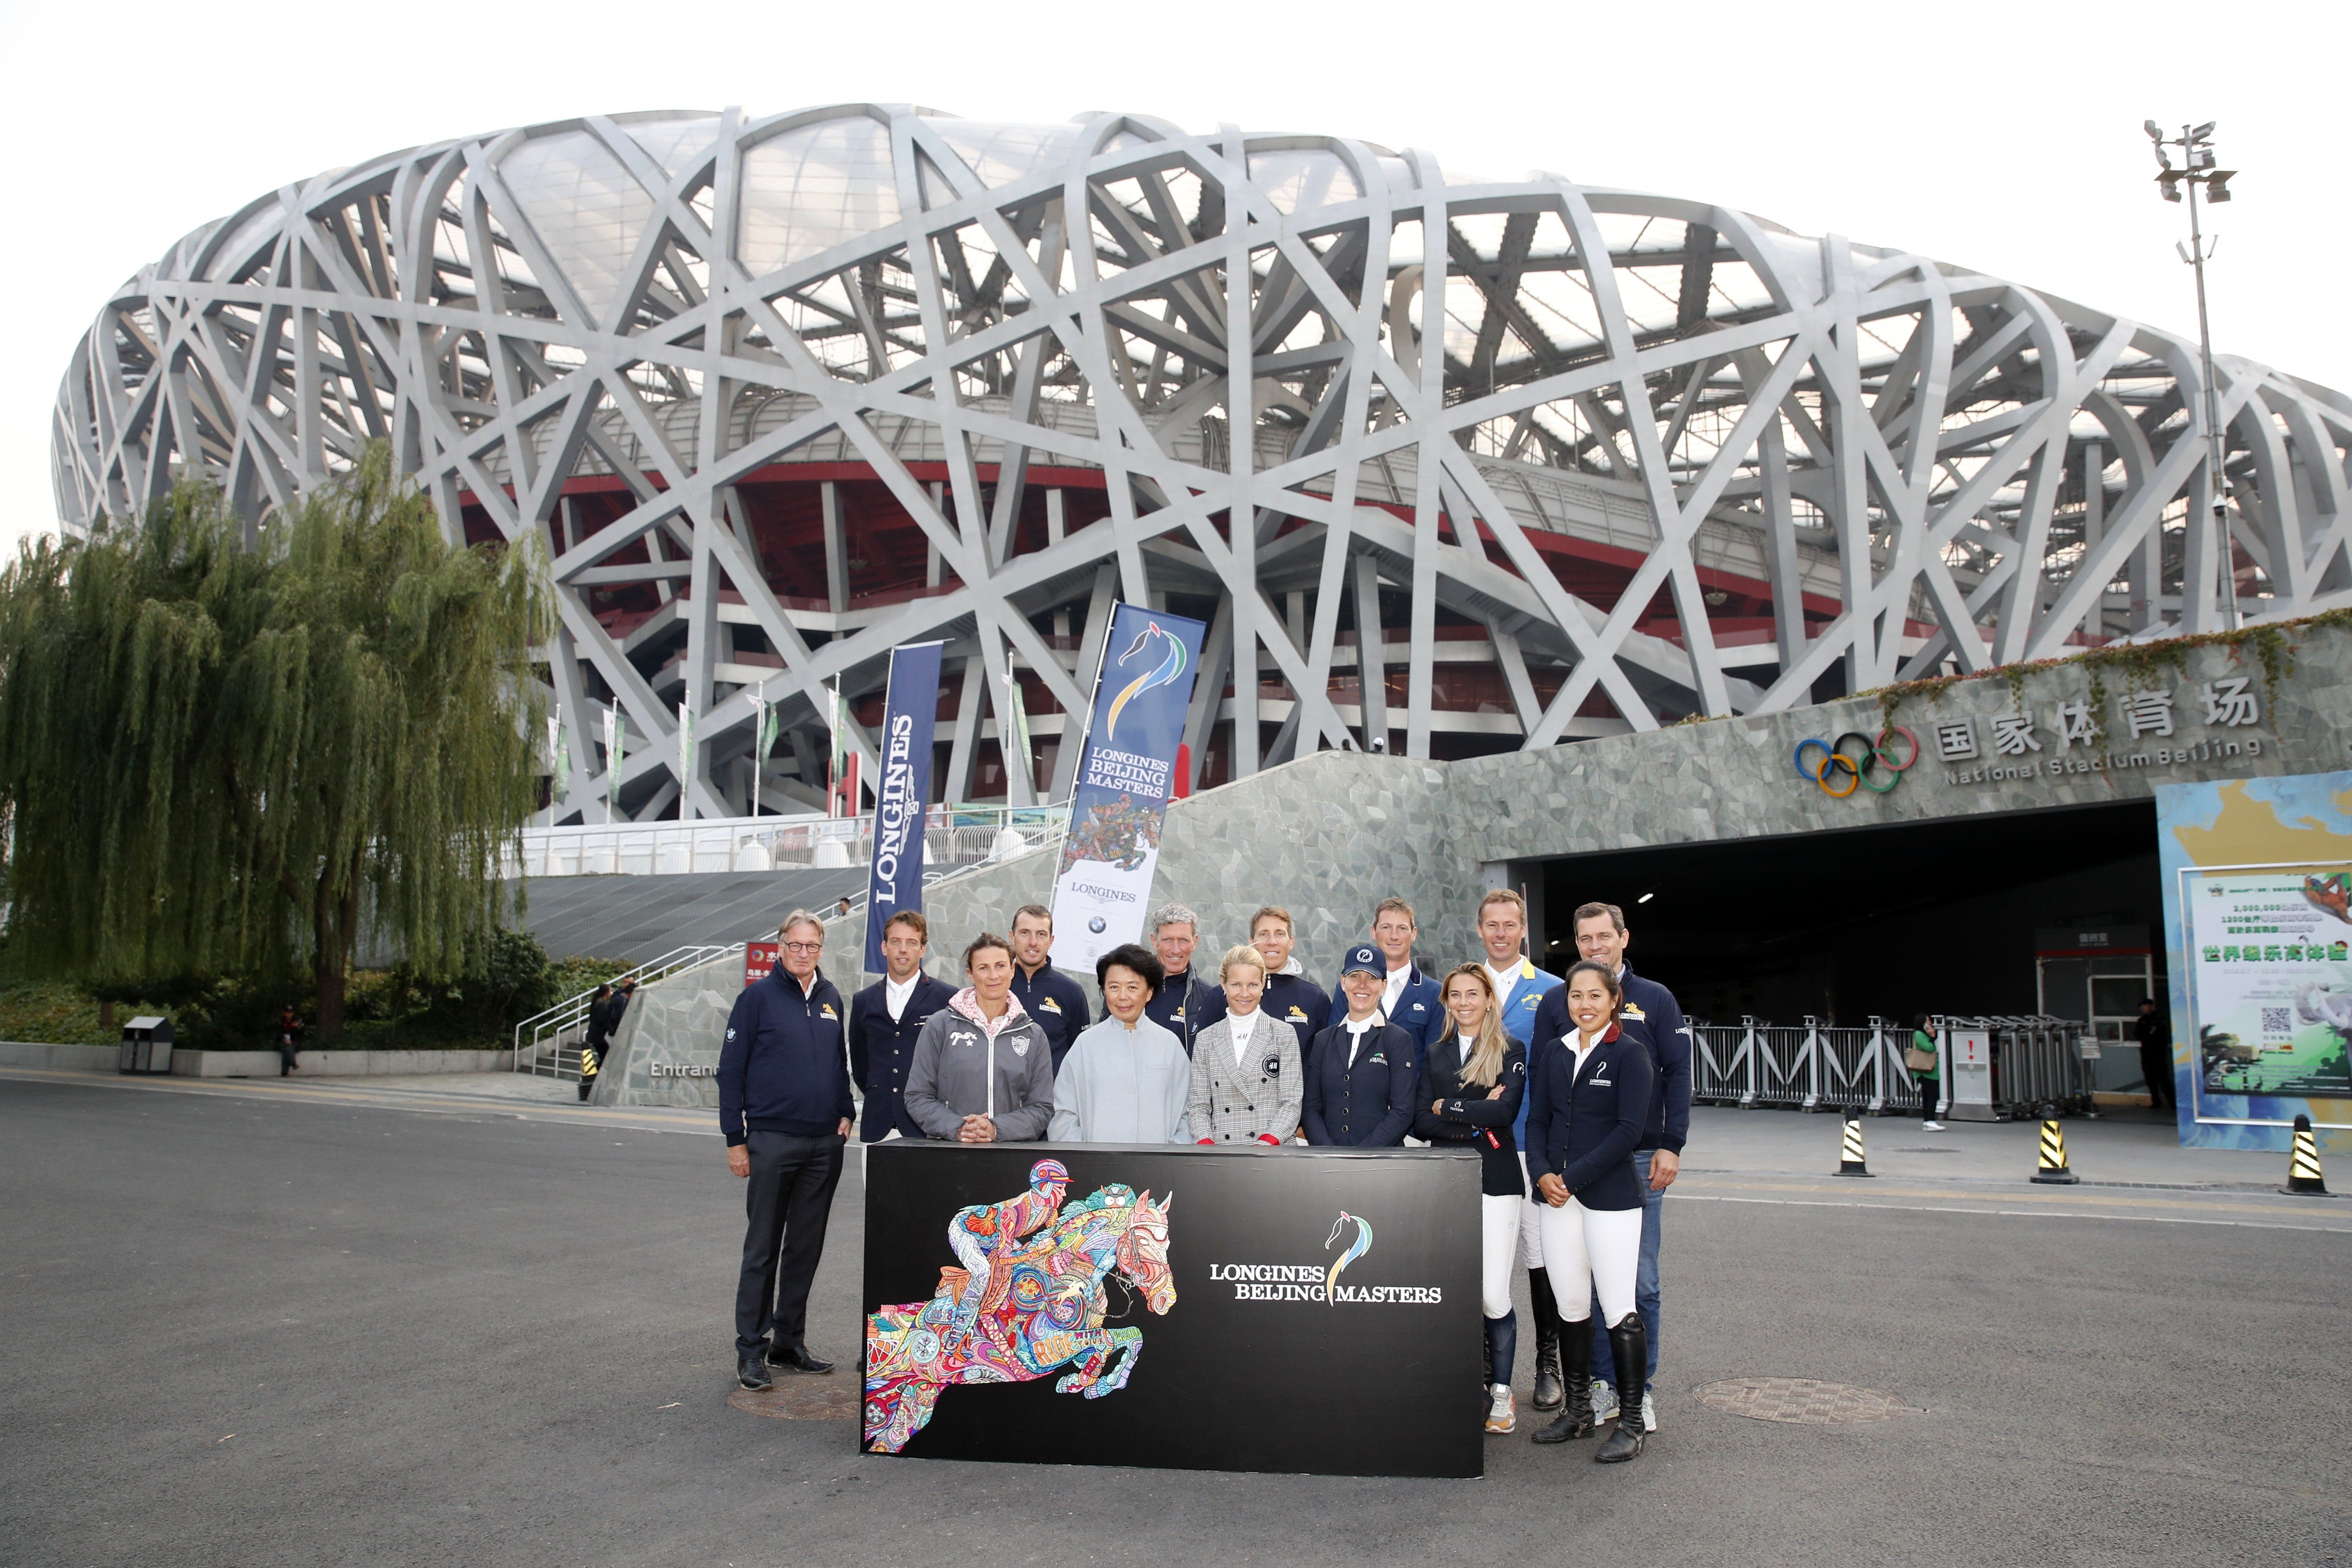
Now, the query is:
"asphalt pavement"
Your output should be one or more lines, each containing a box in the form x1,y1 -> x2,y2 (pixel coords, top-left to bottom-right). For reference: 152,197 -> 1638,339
3,1069 -> 2349,1568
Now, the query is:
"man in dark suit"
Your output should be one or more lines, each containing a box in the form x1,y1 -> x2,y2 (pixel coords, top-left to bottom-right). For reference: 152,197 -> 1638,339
850,910 -> 955,1142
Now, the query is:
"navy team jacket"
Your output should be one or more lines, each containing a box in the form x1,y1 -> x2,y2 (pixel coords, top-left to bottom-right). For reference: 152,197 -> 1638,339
848,971 -> 955,1142
1521,1017 -> 1656,1211
718,967 -> 855,1144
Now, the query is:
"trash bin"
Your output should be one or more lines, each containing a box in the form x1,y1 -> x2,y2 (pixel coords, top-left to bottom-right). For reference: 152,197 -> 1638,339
118,1015 -> 175,1075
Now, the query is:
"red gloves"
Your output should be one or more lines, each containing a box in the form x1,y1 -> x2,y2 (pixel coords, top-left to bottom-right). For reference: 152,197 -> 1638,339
1257,1133 -> 1281,1145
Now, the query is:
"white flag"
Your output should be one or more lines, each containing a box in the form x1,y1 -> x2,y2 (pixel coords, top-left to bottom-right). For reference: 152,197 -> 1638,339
606,708 -> 623,807
678,699 -> 695,802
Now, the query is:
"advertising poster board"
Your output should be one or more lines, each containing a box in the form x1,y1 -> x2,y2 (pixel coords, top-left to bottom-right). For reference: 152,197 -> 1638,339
2156,773 -> 2352,1151
863,641 -> 945,974
861,1142 -> 1480,1477
743,941 -> 779,986
1048,605 -> 1208,971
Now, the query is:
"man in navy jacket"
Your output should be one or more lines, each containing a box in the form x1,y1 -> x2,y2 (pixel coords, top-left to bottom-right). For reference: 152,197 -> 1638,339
849,910 -> 955,1142
720,911 -> 854,1390
1142,903 -> 1216,1055
1194,904 -> 1329,1061
1008,903 -> 1091,1071
1565,900 -> 1691,1434
1329,897 -> 1446,1062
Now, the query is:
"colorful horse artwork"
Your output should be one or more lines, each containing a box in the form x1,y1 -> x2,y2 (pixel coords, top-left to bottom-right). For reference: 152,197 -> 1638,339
864,1160 -> 1176,1453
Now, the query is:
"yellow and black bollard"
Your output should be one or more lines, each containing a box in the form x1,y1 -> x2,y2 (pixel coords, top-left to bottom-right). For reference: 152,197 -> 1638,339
1835,1110 -> 1873,1178
578,1043 -> 600,1102
2030,1106 -> 2077,1185
2283,1114 -> 2330,1196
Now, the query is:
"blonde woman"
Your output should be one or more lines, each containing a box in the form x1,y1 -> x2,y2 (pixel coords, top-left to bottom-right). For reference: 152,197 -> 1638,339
1415,964 -> 1529,1433
1187,945 -> 1302,1144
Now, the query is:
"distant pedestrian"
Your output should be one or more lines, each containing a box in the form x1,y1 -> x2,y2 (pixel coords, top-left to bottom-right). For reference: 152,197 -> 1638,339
1909,1012 -> 1945,1129
273,1005 -> 304,1077
719,911 -> 854,1390
2135,998 -> 2176,1111
836,897 -> 853,918
579,983 -> 613,1102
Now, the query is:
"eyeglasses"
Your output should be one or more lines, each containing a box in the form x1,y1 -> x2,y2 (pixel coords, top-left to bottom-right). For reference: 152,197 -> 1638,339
782,941 -> 823,955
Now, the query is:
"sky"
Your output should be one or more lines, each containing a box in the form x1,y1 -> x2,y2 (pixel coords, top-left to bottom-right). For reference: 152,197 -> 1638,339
3,0 -> 2342,556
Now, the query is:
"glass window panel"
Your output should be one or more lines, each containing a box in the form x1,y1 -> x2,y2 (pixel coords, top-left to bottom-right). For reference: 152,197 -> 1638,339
498,130 -> 655,329
737,117 -> 901,276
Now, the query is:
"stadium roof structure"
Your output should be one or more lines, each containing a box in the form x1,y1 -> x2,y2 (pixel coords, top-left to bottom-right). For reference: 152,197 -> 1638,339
51,106 -> 2352,819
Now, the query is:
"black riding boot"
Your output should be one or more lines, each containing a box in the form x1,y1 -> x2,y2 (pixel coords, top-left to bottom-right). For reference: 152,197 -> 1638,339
1528,1312 -> 1595,1443
1595,1312 -> 1648,1462
1529,1267 -> 1565,1411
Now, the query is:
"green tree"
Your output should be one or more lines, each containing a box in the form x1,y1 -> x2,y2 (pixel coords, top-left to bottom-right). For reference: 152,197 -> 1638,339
0,444 -> 549,1036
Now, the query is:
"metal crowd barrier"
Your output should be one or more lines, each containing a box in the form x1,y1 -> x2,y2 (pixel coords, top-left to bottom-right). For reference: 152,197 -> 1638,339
1690,1013 -> 2093,1117
1942,1013 -> 2096,1119
1689,1016 -> 1933,1114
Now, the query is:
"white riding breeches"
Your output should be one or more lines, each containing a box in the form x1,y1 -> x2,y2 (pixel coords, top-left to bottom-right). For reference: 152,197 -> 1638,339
1535,1196 -> 1642,1325
1479,1193 -> 1519,1319
1519,1153 -> 1545,1269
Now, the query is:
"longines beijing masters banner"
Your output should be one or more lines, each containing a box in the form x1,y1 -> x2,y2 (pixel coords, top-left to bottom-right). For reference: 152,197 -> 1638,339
861,1142 -> 1482,1477
862,640 -> 944,975
1050,604 -> 1207,971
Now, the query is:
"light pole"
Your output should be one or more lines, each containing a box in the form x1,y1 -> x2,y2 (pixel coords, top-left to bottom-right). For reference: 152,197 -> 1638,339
2144,119 -> 2240,630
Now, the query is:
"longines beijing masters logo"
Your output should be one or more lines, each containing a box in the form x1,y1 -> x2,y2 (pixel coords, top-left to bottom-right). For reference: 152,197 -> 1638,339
1204,1210 -> 1445,1305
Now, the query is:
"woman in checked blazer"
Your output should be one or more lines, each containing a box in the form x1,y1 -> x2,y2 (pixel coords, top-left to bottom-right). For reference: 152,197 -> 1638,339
1187,945 -> 1303,1144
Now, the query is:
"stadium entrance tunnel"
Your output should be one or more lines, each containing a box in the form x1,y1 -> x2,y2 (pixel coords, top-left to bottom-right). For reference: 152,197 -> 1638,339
1532,800 -> 2161,1029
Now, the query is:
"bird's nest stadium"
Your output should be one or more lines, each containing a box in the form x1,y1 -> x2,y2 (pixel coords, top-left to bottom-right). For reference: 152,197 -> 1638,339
50,106 -> 2352,823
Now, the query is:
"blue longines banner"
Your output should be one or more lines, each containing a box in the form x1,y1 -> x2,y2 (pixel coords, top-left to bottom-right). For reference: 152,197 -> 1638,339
864,641 -> 945,974
1050,603 -> 1208,971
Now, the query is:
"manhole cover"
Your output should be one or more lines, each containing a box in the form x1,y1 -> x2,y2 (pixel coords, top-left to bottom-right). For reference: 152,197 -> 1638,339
1694,1378 -> 1919,1424
727,1377 -> 858,1421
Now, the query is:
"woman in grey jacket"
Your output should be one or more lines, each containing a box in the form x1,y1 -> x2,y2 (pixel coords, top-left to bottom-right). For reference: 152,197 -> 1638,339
1187,945 -> 1303,1145
903,933 -> 1057,1143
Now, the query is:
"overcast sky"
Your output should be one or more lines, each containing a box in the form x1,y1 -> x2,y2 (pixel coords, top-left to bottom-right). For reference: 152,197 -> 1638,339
3,0 -> 2340,557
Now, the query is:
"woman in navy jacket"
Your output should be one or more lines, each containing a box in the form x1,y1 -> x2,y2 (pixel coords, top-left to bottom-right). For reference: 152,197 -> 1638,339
1303,944 -> 1418,1147
1523,960 -> 1655,1461
1413,964 -> 1527,1435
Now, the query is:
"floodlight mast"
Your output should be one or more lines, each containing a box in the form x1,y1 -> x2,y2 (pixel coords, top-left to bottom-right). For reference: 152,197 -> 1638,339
2147,118 -> 2240,630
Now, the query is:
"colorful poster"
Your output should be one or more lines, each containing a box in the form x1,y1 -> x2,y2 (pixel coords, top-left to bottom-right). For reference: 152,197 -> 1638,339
2157,773 -> 2352,1151
2182,867 -> 2352,1097
1049,604 -> 1208,971
864,641 -> 945,974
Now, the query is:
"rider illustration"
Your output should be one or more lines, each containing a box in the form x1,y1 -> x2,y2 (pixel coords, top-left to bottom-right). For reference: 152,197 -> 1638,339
943,1157 -> 1070,1351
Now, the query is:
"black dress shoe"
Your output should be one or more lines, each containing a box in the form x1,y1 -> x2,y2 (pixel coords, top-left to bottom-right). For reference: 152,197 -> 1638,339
768,1343 -> 834,1375
738,1356 -> 774,1390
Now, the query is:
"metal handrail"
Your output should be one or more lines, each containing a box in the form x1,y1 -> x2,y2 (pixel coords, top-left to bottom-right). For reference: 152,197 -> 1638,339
512,802 -> 1070,878
512,943 -> 735,1078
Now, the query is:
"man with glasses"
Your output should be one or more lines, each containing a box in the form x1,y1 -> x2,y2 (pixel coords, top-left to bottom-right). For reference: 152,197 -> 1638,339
720,911 -> 854,1391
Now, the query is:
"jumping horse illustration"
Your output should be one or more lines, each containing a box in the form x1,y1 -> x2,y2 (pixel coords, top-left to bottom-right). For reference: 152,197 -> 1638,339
864,1160 -> 1175,1453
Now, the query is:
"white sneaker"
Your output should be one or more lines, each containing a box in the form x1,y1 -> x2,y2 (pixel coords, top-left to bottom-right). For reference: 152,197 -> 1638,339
1591,1378 -> 1620,1422
1922,1121 -> 1947,1131
1641,1390 -> 1657,1432
1484,1383 -> 1516,1433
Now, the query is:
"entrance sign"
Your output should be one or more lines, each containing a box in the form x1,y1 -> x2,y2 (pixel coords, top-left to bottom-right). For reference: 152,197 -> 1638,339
861,1142 -> 1480,1476
864,641 -> 945,974
1049,604 -> 1208,971
2180,865 -> 2352,1099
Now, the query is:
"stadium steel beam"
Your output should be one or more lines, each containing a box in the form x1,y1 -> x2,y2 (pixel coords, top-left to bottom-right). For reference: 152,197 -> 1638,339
52,107 -> 2352,822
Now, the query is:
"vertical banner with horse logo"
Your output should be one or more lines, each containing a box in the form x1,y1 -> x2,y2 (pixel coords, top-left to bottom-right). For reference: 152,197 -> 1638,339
1050,603 -> 1208,971
864,641 -> 946,974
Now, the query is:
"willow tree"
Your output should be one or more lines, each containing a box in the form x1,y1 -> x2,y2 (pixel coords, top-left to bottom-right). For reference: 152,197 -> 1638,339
0,443 -> 549,1035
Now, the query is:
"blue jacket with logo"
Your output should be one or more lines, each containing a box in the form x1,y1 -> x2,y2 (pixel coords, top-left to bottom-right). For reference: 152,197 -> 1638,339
848,971 -> 956,1142
1010,963 -> 1092,1070
718,967 -> 854,1144
1328,961 -> 1446,1062
1302,1019 -> 1418,1147
1492,959 -> 1565,1147
1522,1017 -> 1656,1211
1525,965 -> 1690,1155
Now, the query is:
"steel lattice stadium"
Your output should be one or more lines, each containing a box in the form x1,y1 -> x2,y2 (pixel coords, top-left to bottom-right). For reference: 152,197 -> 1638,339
49,106 -> 2352,822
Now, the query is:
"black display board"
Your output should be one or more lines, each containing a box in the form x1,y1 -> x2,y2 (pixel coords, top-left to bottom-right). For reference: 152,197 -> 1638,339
861,1142 -> 1482,1477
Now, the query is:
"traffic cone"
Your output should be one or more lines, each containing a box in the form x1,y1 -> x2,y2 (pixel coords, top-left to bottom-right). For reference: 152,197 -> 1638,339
1835,1111 -> 1873,1177
2030,1109 -> 2077,1185
2283,1114 -> 2330,1196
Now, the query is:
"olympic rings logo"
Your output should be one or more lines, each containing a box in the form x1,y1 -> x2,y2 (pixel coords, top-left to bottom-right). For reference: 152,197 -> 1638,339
1793,727 -> 1919,797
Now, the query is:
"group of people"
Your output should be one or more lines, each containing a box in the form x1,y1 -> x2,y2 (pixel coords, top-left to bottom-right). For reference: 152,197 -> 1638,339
717,891 -> 1691,1465
576,977 -> 639,1101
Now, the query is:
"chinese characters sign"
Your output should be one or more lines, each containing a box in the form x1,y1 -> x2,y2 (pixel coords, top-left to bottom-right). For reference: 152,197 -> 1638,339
2183,866 -> 2352,1098
1935,676 -> 2264,787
